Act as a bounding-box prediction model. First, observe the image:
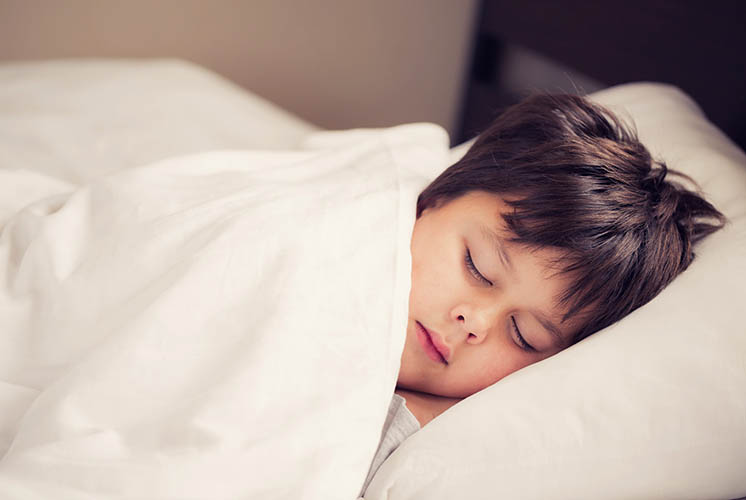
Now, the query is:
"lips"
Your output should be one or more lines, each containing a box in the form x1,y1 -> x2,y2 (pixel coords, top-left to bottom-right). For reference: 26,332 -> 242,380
415,321 -> 451,364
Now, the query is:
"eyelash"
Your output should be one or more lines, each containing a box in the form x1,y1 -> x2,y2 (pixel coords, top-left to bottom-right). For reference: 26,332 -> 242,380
464,248 -> 535,352
464,249 -> 493,286
511,316 -> 535,352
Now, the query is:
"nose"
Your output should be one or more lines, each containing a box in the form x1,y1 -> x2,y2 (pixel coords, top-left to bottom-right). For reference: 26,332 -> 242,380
451,302 -> 499,344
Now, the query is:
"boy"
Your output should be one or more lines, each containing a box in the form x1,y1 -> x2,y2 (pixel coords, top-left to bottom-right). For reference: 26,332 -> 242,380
395,93 -> 725,426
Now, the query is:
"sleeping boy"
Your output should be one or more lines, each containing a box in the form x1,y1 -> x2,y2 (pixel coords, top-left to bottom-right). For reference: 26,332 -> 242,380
362,93 -> 725,492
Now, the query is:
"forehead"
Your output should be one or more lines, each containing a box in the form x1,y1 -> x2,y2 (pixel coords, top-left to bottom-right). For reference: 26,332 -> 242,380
437,191 -> 522,243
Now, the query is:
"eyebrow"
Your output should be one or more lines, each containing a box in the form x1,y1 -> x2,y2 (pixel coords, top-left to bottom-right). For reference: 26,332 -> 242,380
479,224 -> 514,272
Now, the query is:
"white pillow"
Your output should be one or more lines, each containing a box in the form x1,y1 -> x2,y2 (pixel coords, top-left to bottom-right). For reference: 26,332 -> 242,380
0,59 -> 317,184
365,83 -> 746,500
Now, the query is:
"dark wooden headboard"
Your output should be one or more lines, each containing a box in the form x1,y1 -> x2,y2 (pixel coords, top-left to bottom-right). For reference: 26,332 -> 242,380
458,1 -> 746,150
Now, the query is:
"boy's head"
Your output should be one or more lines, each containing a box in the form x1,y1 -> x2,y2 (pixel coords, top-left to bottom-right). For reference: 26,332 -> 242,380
397,94 -> 725,398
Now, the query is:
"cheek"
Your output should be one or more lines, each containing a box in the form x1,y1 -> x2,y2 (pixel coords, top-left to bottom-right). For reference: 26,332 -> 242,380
409,253 -> 452,312
476,358 -> 513,388
463,345 -> 536,391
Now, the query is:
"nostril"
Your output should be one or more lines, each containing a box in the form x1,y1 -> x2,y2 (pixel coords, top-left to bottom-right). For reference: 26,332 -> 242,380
458,315 -> 465,321
469,333 -> 477,338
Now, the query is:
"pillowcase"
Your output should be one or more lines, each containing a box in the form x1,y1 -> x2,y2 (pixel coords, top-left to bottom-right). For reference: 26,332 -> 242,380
365,83 -> 746,499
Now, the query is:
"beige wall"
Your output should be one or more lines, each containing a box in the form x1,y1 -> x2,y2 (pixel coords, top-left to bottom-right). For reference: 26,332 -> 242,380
0,0 -> 479,136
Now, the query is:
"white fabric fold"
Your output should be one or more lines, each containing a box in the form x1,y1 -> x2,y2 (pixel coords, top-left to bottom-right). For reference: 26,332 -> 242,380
0,123 -> 449,499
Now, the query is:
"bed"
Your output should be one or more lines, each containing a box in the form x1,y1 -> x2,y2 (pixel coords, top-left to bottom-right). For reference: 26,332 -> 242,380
1,59 -> 745,500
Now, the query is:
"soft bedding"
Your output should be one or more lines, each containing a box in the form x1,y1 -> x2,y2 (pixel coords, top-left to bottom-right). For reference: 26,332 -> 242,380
0,59 -> 317,184
0,123 -> 449,499
2,59 -> 745,500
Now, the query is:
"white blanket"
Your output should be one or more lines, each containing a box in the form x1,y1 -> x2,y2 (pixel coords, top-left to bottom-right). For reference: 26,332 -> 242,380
0,124 -> 448,499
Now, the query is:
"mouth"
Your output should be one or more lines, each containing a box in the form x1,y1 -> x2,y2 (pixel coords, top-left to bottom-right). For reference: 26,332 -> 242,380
415,321 -> 451,365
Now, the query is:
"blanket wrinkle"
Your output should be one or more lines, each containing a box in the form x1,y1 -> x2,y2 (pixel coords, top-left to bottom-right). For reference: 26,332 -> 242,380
0,123 -> 449,499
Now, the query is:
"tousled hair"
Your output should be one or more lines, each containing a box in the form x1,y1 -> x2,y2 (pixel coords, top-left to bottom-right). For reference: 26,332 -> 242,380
417,94 -> 725,342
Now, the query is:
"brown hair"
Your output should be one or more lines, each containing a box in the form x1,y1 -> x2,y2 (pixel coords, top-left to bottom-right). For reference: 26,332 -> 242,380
418,94 -> 725,342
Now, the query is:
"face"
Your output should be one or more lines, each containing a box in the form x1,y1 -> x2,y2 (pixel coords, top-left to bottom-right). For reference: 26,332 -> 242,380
398,191 -> 579,399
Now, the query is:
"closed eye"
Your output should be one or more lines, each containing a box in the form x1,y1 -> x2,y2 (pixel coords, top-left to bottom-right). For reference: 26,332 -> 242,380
465,248 -> 493,286
511,316 -> 536,352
